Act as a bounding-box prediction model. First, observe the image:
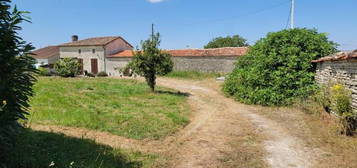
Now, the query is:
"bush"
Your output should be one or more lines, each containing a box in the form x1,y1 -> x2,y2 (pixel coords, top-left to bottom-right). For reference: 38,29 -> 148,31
0,1 -> 37,164
97,71 -> 108,77
224,28 -> 338,106
37,67 -> 51,76
86,72 -> 95,78
306,83 -> 357,136
329,84 -> 357,135
54,58 -> 80,77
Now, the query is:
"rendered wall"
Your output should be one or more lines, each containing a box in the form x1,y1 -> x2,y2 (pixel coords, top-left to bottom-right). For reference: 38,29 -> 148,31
60,46 -> 105,73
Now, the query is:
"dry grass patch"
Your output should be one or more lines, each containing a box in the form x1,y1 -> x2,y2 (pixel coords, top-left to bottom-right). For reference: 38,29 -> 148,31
218,123 -> 268,168
254,105 -> 357,168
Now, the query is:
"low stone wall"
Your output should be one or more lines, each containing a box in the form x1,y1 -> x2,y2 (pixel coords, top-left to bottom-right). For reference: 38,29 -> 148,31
315,60 -> 357,109
172,56 -> 236,73
106,56 -> 238,76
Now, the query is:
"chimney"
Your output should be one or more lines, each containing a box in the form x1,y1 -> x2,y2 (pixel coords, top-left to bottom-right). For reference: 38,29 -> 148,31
72,35 -> 78,42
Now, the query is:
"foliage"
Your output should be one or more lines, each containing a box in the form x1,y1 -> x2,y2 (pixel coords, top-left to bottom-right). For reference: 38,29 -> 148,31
37,67 -> 51,76
224,28 -> 338,106
328,84 -> 356,135
4,129 -> 157,168
96,71 -> 108,77
0,0 -> 37,164
118,66 -> 133,77
54,58 -> 80,77
29,77 -> 190,140
164,71 -> 222,80
128,33 -> 173,92
204,35 -> 248,49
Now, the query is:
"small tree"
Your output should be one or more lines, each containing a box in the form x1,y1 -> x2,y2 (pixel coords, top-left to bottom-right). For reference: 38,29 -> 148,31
0,0 -> 37,162
54,58 -> 80,77
204,35 -> 248,49
129,33 -> 173,92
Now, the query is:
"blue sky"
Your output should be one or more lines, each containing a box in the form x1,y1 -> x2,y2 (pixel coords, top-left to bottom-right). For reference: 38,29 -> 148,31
11,0 -> 357,50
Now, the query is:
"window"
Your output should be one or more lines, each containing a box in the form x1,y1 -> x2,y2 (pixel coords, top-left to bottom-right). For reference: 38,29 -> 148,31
78,49 -> 81,54
92,49 -> 95,54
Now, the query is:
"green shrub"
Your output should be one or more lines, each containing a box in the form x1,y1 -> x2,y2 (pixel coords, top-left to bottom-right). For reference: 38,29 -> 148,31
0,1 -> 37,164
37,67 -> 51,76
307,83 -> 357,136
97,71 -> 108,77
54,58 -> 80,77
118,66 -> 133,77
224,28 -> 338,106
329,84 -> 356,135
86,72 -> 95,77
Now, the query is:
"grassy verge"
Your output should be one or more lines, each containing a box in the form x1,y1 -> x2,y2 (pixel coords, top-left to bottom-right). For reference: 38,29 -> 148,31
4,129 -> 156,168
29,77 -> 190,140
163,71 -> 223,80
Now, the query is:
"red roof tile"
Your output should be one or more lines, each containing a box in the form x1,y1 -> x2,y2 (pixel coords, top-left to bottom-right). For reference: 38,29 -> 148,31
312,50 -> 357,63
59,36 -> 133,48
30,46 -> 59,59
108,47 -> 249,58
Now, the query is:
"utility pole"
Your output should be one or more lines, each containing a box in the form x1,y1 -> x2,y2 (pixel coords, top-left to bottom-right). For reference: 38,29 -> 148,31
151,23 -> 154,41
290,0 -> 295,29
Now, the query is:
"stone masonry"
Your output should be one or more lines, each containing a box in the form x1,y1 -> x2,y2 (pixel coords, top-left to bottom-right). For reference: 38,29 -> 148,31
314,50 -> 357,109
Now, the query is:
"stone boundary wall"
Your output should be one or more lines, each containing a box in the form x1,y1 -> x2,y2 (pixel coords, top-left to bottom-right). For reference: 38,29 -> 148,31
172,56 -> 237,73
106,56 -> 238,76
315,60 -> 357,109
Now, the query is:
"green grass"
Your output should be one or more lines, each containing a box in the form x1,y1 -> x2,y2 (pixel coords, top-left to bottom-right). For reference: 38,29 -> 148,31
29,77 -> 190,140
4,129 -> 156,168
164,71 -> 223,80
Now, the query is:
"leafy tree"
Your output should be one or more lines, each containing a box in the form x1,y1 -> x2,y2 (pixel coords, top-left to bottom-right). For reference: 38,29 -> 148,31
129,33 -> 173,92
204,35 -> 248,49
223,28 -> 338,106
0,0 -> 37,163
54,58 -> 80,77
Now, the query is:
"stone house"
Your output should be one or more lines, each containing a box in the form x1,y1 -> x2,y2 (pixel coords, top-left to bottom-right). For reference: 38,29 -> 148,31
30,46 -> 60,69
58,35 -> 133,75
313,50 -> 357,109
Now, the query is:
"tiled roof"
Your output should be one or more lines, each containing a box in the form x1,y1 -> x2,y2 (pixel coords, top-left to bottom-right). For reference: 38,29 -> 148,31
59,36 -> 133,47
30,46 -> 59,59
312,50 -> 357,63
108,47 -> 249,58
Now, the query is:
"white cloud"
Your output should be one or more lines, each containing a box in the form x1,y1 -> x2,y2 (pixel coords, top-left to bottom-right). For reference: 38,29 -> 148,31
147,0 -> 166,3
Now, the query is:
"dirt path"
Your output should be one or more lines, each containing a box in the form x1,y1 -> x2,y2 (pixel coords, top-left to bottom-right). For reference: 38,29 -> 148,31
156,78 -> 317,168
30,78 -> 318,168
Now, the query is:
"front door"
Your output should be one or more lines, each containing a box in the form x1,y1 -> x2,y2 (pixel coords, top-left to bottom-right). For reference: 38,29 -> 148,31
91,59 -> 98,74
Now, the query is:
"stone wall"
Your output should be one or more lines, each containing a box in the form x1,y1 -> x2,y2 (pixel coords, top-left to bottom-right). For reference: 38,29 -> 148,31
315,60 -> 357,109
105,56 -> 238,76
172,56 -> 237,73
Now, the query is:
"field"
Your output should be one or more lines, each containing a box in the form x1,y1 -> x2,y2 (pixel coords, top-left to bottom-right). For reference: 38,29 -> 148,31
28,77 -> 190,140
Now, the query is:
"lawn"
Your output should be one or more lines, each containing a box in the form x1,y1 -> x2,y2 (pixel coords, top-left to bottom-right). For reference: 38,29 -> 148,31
163,71 -> 222,80
29,77 -> 190,140
5,129 -> 156,168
